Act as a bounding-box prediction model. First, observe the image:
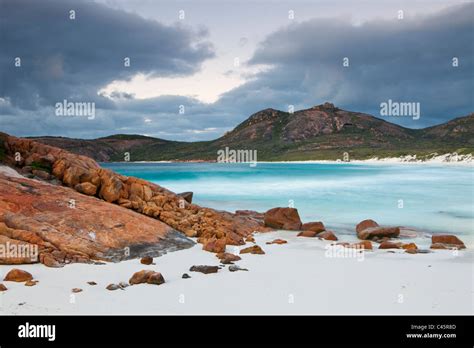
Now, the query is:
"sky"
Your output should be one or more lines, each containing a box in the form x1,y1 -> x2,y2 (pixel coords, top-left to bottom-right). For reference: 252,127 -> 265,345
0,0 -> 473,141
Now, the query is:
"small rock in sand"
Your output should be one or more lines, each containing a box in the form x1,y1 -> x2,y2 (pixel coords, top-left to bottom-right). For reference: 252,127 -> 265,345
297,230 -> 319,237
129,270 -> 165,285
266,239 -> 288,245
240,245 -> 265,255
182,273 -> 191,279
189,265 -> 219,274
72,288 -> 83,293
4,269 -> 33,282
229,265 -> 248,272
106,284 -> 120,291
216,252 -> 241,264
140,256 -> 153,265
87,281 -> 97,286
24,280 -> 38,287
379,241 -> 402,249
245,236 -> 255,243
119,281 -> 129,288
0,283 -> 8,291
317,231 -> 338,241
402,243 -> 418,251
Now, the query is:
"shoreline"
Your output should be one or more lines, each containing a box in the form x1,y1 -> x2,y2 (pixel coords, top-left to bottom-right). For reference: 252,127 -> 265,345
102,153 -> 474,166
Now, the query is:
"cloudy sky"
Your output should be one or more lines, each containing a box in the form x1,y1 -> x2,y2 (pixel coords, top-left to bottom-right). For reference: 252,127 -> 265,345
0,0 -> 473,140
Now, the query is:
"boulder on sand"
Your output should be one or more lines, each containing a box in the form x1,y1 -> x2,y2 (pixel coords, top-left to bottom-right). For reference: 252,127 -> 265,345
356,219 -> 400,240
189,265 -> 219,274
3,269 -> 33,282
431,235 -> 466,249
317,231 -> 338,241
402,243 -> 418,251
356,219 -> 379,233
129,270 -> 165,285
216,252 -> 241,264
264,207 -> 302,230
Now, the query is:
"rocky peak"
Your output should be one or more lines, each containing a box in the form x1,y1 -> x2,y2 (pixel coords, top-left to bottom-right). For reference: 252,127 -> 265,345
311,102 -> 338,111
246,108 -> 281,125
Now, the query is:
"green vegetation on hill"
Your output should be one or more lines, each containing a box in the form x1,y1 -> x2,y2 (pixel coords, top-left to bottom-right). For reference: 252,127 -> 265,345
27,105 -> 474,162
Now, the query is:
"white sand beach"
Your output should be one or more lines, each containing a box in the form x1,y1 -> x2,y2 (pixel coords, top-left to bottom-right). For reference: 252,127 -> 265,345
1,230 -> 472,315
267,153 -> 474,166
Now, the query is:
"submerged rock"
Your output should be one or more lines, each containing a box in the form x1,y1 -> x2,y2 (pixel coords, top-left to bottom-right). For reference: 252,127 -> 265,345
356,220 -> 400,240
297,231 -> 319,238
301,221 -> 325,233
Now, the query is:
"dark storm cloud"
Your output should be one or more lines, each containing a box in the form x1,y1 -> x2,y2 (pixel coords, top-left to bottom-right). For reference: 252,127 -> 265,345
0,93 -> 235,141
220,2 -> 474,128
0,0 -> 214,109
0,1 -> 473,140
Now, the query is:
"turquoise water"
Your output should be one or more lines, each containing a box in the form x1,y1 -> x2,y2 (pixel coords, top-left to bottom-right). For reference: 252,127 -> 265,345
102,162 -> 474,246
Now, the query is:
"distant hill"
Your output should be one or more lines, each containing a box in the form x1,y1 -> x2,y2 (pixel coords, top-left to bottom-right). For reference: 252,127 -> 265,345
29,103 -> 474,161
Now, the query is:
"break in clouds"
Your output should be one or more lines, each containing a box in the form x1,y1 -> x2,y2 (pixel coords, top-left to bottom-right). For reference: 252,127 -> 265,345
0,0 -> 473,140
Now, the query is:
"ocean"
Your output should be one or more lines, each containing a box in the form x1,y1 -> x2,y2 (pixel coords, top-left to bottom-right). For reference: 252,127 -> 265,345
102,162 -> 474,247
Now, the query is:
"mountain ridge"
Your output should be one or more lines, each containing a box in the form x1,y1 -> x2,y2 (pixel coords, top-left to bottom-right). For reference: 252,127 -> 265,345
23,103 -> 474,161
